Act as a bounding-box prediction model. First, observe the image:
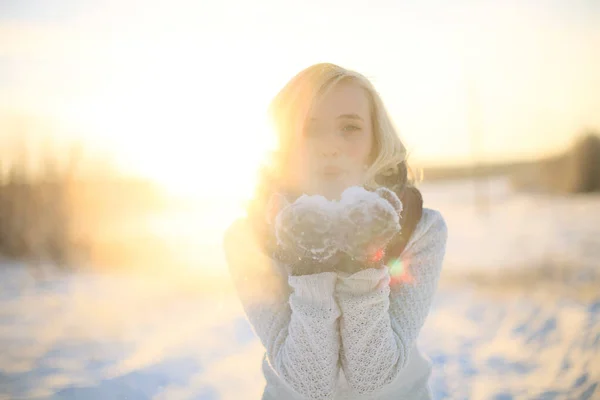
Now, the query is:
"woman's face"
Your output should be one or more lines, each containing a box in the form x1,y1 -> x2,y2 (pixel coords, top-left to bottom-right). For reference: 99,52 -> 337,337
289,81 -> 374,200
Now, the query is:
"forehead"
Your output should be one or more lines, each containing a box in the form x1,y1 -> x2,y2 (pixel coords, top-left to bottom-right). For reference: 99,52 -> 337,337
310,81 -> 371,120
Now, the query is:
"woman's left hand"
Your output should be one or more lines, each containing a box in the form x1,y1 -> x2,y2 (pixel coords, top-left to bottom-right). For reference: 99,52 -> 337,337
337,187 -> 403,266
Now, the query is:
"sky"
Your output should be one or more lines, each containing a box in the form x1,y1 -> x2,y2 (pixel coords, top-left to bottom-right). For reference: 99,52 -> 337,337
1,0 -> 599,197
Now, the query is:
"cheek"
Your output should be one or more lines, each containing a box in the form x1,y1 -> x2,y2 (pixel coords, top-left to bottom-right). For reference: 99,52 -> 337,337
286,147 -> 313,188
346,133 -> 373,165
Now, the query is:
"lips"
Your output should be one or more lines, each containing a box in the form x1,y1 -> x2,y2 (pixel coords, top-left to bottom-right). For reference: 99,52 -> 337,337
321,165 -> 344,175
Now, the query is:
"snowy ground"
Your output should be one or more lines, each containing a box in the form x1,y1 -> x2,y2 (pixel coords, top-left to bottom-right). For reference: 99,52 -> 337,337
0,177 -> 599,399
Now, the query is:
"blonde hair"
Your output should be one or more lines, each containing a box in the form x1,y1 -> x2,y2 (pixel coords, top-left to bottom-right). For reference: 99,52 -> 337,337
266,62 -> 413,190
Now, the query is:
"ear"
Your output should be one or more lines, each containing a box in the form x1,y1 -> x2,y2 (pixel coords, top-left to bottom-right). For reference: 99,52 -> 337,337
375,187 -> 403,215
266,192 -> 291,225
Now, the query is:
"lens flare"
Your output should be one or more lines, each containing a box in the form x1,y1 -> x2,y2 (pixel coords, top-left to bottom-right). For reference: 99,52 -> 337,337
389,256 -> 414,285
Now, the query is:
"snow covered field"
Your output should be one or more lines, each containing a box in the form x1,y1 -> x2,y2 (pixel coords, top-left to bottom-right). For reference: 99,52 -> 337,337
1,177 -> 599,399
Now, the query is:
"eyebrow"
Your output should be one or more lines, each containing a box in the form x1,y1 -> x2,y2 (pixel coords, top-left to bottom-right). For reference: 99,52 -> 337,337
308,114 -> 364,123
336,113 -> 364,121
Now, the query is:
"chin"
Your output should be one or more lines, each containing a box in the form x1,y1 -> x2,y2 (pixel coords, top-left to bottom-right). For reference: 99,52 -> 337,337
320,191 -> 341,201
317,183 -> 347,201
303,176 -> 358,200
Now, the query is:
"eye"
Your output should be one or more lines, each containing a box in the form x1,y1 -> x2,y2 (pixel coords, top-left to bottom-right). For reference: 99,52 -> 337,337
342,124 -> 362,135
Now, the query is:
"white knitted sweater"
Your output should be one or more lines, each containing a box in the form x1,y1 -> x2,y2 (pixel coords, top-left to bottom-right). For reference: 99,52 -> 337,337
223,208 -> 447,400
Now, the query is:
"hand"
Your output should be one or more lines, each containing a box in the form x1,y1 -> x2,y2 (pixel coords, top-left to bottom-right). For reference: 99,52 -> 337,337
338,187 -> 402,265
272,193 -> 340,275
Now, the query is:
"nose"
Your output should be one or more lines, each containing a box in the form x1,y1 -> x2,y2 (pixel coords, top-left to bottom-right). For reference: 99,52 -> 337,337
318,133 -> 341,158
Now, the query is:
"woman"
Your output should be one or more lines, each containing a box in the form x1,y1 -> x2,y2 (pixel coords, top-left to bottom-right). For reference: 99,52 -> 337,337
223,63 -> 447,399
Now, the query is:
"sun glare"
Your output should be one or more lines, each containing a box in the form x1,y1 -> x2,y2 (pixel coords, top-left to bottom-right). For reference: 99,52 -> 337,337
63,52 -> 275,204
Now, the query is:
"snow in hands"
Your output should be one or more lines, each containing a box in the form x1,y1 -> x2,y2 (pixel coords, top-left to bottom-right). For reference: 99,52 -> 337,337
273,186 -> 403,264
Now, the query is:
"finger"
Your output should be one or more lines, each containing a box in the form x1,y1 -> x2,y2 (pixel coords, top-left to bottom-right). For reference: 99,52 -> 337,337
375,187 -> 403,215
266,193 -> 291,225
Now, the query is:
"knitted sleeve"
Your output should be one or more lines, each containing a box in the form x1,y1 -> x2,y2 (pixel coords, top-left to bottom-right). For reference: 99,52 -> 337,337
223,219 -> 341,400
334,209 -> 447,395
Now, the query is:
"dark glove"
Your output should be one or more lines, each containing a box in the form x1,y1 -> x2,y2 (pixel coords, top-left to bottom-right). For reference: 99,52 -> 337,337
337,186 -> 402,271
271,193 -> 340,276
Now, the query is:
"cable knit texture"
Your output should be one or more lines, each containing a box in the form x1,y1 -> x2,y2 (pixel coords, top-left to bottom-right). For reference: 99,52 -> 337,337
224,219 -> 341,399
224,208 -> 447,400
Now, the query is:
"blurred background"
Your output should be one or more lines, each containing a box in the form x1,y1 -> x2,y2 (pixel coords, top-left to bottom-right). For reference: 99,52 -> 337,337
1,0 -> 599,399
